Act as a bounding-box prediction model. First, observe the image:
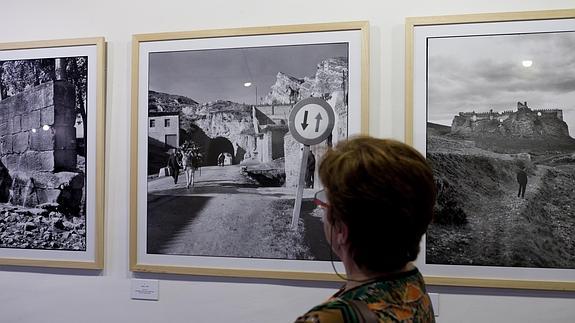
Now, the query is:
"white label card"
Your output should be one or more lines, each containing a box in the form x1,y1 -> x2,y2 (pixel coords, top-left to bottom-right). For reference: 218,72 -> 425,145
131,279 -> 160,301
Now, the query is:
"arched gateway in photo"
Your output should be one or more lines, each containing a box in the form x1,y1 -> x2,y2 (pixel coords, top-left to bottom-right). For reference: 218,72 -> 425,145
206,136 -> 234,166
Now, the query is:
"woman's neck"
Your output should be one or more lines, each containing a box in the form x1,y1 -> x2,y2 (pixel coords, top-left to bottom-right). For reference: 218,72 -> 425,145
343,262 -> 415,291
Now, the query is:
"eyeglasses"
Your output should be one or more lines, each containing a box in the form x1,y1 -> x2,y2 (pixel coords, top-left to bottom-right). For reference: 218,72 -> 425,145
314,190 -> 329,209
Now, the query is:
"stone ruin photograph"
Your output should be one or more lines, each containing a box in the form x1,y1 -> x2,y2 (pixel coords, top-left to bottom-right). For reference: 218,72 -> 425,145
145,43 -> 349,260
425,31 -> 575,269
0,57 -> 88,251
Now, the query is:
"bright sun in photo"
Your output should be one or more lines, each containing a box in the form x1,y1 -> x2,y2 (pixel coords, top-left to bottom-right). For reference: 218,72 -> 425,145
522,60 -> 533,67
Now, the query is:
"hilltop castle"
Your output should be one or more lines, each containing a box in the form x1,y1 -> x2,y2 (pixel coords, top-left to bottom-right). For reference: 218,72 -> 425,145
456,101 -> 563,123
451,102 -> 569,138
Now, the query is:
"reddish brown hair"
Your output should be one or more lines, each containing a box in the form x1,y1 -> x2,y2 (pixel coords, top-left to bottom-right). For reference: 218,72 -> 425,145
319,136 -> 436,272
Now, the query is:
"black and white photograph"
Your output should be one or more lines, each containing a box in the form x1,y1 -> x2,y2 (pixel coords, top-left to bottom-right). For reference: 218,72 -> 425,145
0,38 -> 105,268
132,23 -> 368,278
425,30 -> 575,270
0,56 -> 88,251
146,43 -> 348,260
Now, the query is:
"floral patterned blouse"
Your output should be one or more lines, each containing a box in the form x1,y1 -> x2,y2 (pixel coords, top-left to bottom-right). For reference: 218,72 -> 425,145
295,268 -> 435,323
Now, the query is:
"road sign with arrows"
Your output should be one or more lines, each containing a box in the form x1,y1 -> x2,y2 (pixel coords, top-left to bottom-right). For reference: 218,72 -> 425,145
288,97 -> 335,146
288,97 -> 335,229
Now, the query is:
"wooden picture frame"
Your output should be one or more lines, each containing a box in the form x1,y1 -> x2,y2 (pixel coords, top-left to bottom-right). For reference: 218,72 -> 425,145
406,9 -> 575,290
0,37 -> 106,269
130,22 -> 369,279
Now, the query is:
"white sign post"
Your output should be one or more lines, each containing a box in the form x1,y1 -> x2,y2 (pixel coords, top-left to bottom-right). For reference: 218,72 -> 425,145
288,97 -> 335,229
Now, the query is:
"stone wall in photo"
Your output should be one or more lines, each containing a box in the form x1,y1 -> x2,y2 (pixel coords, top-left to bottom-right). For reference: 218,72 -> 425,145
0,81 -> 82,210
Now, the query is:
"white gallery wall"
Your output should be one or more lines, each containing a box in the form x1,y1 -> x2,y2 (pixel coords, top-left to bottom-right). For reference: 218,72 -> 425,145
1,0 -> 574,322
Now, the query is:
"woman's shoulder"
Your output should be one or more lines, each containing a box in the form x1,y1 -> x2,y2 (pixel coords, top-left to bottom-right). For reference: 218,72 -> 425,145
294,299 -> 352,323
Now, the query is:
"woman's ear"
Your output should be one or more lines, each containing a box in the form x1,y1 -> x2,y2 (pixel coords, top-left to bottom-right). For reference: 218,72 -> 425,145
335,221 -> 349,246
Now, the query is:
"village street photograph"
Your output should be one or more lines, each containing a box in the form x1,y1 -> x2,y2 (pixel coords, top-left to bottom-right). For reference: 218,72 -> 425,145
145,43 -> 350,261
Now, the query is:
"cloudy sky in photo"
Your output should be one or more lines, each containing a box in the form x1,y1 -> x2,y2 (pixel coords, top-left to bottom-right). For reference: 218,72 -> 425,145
427,31 -> 575,137
149,43 -> 347,105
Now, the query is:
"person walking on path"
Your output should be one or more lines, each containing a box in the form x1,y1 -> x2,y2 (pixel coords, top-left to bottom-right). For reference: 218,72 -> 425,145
167,149 -> 180,185
305,150 -> 316,189
217,153 -> 225,167
182,150 -> 196,188
517,166 -> 528,198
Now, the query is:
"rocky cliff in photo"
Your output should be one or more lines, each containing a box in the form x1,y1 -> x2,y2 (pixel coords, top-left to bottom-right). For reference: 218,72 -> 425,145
262,57 -> 348,107
148,90 -> 198,113
148,91 -> 257,167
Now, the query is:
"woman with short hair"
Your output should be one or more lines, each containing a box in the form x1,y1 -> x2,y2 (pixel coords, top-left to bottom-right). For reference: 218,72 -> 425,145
295,136 -> 436,323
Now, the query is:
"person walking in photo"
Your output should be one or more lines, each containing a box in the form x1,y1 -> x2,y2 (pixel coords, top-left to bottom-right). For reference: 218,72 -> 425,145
305,150 -> 316,189
182,150 -> 196,189
167,149 -> 180,185
295,136 -> 436,323
517,166 -> 528,198
217,153 -> 225,167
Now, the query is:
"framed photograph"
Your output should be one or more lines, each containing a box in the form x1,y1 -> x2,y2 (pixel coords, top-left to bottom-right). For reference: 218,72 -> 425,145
0,38 -> 106,269
130,22 -> 369,279
406,9 -> 575,290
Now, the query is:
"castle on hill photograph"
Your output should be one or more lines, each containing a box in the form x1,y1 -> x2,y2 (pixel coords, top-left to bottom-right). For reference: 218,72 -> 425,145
450,101 -> 570,140
425,30 -> 575,270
